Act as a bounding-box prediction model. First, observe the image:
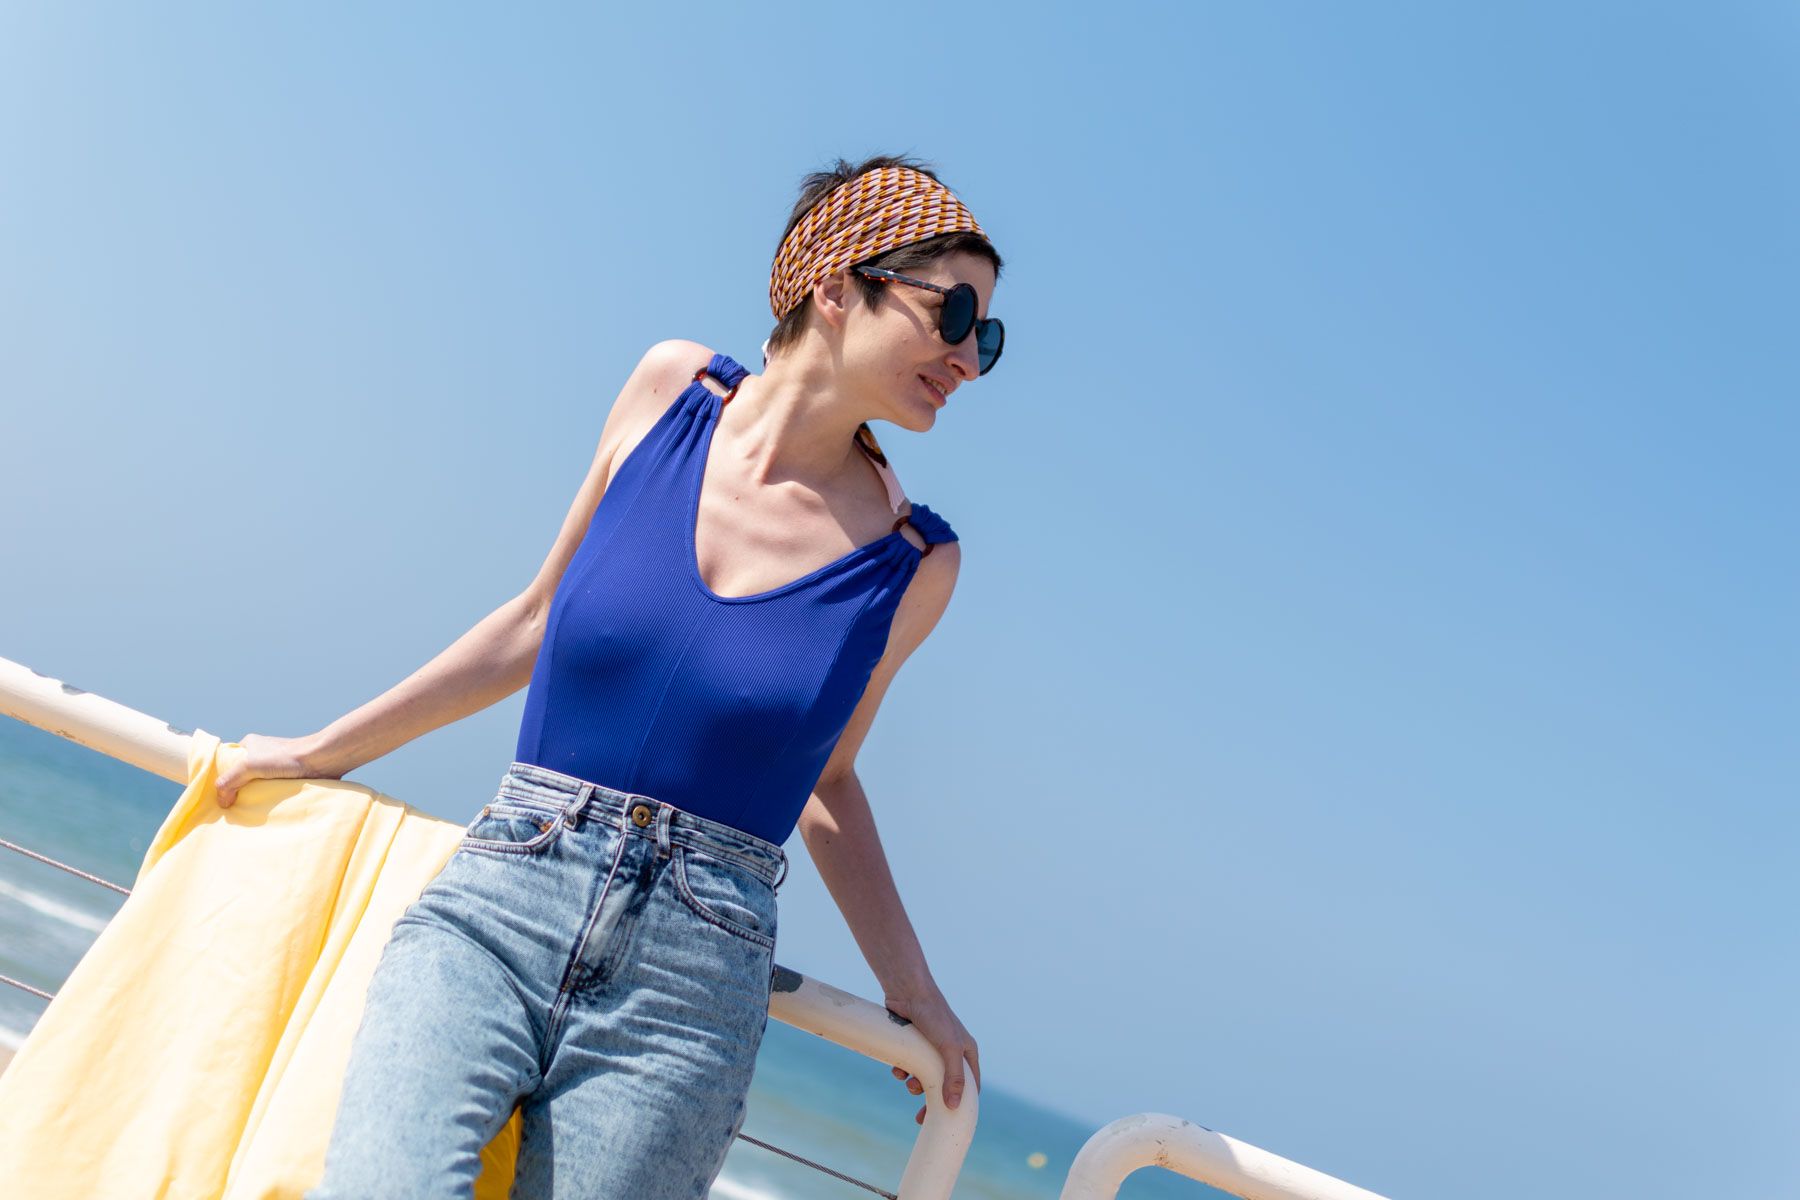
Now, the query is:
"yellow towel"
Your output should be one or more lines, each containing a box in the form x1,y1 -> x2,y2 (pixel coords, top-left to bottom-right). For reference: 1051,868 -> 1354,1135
0,729 -> 522,1198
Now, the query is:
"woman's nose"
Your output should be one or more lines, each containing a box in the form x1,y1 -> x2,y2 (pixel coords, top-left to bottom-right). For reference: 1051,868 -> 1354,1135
947,337 -> 980,380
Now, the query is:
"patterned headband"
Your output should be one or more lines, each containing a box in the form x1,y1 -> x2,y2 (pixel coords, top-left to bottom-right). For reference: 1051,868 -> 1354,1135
769,165 -> 987,320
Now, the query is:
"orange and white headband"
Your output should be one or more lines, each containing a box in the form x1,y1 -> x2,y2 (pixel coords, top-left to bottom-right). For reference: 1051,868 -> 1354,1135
768,166 -> 986,320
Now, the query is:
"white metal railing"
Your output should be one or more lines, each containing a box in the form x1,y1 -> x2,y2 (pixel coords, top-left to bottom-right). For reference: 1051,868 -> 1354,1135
1061,1112 -> 1389,1200
0,653 -> 1390,1200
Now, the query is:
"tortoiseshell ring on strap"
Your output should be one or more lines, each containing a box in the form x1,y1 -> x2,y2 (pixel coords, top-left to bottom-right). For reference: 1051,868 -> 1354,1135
694,366 -> 742,402
891,512 -> 937,556
770,165 -> 986,320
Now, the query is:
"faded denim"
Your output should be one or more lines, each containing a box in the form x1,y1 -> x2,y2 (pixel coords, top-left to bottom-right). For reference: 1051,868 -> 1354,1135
305,760 -> 787,1199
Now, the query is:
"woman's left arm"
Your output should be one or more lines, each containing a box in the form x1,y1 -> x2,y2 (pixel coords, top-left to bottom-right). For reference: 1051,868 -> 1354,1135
801,768 -> 981,1122
794,539 -> 980,1123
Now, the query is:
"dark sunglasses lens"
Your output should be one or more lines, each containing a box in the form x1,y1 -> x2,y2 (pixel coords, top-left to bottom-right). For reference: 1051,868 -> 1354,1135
940,284 -> 977,344
976,319 -> 1004,374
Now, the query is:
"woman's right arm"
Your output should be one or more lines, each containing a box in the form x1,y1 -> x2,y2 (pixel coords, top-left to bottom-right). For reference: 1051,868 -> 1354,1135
214,338 -> 710,807
292,590 -> 547,783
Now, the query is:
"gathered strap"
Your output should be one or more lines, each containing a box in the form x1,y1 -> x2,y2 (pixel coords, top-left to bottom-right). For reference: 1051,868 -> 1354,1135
892,501 -> 957,556
701,352 -> 751,392
693,353 -> 749,403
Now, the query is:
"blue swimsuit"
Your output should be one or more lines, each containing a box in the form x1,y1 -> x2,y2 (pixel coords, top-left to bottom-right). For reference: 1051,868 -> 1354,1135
513,352 -> 958,844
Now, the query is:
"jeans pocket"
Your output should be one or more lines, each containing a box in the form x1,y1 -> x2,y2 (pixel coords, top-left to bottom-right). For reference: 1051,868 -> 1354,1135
672,845 -> 776,949
460,799 -> 565,856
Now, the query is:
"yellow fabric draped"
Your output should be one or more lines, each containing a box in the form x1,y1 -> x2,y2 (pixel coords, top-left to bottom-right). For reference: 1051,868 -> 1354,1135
0,730 -> 522,1198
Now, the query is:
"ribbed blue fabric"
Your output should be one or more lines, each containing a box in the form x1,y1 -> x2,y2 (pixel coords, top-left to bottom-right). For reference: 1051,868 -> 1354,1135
514,352 -> 957,845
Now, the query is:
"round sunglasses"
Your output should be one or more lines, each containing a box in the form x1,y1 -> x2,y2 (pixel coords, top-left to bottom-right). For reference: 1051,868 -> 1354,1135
853,265 -> 1005,375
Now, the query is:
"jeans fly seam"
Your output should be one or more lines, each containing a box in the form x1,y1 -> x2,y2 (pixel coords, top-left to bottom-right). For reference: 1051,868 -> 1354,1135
544,816 -> 633,1065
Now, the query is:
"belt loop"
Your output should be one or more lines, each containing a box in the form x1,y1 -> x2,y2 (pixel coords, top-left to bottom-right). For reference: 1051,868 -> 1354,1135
654,804 -> 673,859
772,852 -> 788,891
563,783 -> 593,831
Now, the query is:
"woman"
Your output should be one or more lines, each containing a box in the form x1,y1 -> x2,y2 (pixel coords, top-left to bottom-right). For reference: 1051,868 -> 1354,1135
216,153 -> 1005,1198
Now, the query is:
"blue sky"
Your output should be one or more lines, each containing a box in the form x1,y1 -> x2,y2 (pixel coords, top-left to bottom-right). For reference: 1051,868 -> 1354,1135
2,5 -> 1793,1197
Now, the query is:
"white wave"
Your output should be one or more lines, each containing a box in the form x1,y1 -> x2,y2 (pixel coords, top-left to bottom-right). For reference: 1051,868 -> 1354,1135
0,877 -> 111,934
0,1024 -> 29,1050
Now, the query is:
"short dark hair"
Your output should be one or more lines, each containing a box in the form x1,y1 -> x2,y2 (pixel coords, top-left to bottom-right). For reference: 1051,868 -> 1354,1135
765,154 -> 1005,359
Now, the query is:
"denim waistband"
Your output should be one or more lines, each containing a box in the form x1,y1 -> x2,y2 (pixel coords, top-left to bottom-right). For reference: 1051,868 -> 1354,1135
498,761 -> 788,889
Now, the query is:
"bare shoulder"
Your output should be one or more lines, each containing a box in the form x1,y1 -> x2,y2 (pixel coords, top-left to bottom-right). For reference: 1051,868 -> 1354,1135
888,532 -> 962,658
599,338 -> 716,467
637,337 -> 715,385
913,534 -> 962,607
625,337 -> 715,420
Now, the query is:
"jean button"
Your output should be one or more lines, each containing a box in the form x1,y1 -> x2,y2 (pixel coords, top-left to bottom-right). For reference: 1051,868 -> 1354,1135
630,803 -> 653,828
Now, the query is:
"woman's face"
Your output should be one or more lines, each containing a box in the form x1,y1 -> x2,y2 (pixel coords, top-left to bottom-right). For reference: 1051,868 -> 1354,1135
839,250 -> 998,432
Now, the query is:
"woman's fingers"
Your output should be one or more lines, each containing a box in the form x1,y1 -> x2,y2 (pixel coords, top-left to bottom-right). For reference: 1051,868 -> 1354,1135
942,1049 -> 966,1109
893,1041 -> 980,1115
212,732 -> 318,810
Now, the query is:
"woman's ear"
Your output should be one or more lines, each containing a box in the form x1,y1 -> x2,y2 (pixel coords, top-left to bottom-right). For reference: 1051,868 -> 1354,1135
810,268 -> 854,331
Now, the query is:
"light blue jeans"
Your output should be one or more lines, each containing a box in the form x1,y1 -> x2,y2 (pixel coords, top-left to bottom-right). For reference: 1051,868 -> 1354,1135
305,761 -> 788,1199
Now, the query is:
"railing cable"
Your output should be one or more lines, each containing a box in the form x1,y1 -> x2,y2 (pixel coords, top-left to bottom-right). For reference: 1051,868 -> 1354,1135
0,835 -> 130,895
1,972 -> 53,1001
734,1132 -> 899,1199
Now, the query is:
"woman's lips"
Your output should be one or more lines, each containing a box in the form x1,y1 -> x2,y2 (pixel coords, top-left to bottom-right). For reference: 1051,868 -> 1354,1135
919,375 -> 947,406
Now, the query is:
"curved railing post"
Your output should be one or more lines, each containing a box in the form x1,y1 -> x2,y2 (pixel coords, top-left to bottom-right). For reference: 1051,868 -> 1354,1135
1060,1112 -> 1389,1200
766,968 -> 976,1198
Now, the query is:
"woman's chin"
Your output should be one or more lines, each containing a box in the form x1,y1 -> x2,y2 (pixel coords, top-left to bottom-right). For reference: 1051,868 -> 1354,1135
901,407 -> 937,434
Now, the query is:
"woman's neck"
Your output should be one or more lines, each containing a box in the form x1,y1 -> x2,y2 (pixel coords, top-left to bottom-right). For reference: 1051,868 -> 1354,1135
724,352 -> 875,497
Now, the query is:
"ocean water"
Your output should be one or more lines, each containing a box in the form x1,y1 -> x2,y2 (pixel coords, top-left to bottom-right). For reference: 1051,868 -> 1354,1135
0,719 -> 1215,1198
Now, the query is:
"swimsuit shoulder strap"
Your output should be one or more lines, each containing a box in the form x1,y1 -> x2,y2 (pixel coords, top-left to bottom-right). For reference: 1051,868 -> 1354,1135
694,351 -> 751,400
891,501 -> 957,555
